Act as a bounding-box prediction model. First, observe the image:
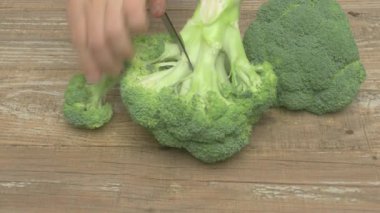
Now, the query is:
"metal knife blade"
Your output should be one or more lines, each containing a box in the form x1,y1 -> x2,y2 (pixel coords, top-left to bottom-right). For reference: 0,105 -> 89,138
161,12 -> 194,70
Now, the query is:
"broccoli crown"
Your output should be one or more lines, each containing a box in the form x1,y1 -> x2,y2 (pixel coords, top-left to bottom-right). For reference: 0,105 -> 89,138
121,0 -> 277,163
63,75 -> 118,129
243,0 -> 366,115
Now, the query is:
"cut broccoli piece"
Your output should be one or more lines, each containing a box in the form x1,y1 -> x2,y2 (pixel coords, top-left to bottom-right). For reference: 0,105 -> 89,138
243,0 -> 366,115
63,74 -> 118,129
121,0 -> 277,163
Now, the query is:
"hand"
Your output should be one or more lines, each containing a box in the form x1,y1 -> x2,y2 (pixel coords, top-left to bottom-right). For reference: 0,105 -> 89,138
66,0 -> 166,83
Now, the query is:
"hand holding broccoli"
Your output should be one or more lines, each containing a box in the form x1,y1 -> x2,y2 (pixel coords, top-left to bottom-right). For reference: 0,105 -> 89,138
66,0 -> 166,83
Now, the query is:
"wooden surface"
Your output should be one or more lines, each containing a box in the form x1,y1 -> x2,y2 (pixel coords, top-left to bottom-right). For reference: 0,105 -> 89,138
0,0 -> 379,212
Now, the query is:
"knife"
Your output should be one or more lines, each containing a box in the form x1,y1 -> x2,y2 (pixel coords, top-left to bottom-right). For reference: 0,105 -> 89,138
161,12 -> 194,70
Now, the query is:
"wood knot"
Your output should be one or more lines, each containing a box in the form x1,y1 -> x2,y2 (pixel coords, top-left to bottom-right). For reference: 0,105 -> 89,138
348,11 -> 361,17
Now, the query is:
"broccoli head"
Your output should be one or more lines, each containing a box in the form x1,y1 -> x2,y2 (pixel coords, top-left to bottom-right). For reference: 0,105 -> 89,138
121,0 -> 277,163
63,74 -> 118,129
243,0 -> 366,115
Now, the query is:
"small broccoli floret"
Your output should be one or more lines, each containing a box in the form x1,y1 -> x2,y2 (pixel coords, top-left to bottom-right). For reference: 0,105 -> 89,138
243,0 -> 366,115
121,0 -> 277,163
63,75 -> 118,129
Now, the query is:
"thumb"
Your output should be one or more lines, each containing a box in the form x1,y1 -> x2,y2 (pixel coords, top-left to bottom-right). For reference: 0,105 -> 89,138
149,0 -> 166,17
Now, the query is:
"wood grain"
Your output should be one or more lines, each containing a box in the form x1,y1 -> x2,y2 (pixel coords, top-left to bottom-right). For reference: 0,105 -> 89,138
0,0 -> 379,212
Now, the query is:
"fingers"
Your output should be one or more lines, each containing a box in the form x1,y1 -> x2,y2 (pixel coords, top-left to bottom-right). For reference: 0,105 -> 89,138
67,0 -> 163,83
86,0 -> 121,81
67,0 -> 100,82
105,0 -> 133,75
66,0 -> 86,49
79,50 -> 102,83
123,0 -> 149,33
149,0 -> 167,17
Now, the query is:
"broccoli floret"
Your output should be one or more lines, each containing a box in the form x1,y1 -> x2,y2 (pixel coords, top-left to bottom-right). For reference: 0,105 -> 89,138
243,0 -> 366,115
63,74 -> 118,129
121,0 -> 277,163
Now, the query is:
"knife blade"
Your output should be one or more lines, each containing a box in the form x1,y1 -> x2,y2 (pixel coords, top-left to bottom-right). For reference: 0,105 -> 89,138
161,12 -> 194,70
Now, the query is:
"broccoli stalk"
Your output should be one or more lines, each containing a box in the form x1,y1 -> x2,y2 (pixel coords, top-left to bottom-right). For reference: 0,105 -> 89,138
63,75 -> 118,129
138,0 -> 266,102
183,0 -> 262,94
121,0 -> 277,163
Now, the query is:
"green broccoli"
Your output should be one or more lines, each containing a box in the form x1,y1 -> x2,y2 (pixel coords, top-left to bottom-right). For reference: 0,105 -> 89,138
243,0 -> 366,115
63,74 -> 118,129
121,0 -> 277,163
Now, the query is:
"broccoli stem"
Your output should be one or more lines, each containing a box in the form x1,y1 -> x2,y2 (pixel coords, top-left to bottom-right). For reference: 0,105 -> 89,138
178,0 -> 252,98
87,76 -> 118,107
223,26 -> 261,91
141,0 -> 254,99
151,43 -> 181,63
141,57 -> 191,91
215,52 -> 230,86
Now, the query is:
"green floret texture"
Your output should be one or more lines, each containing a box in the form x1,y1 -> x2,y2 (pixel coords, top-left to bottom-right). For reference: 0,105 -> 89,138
121,0 -> 277,163
63,75 -> 118,129
243,0 -> 366,115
